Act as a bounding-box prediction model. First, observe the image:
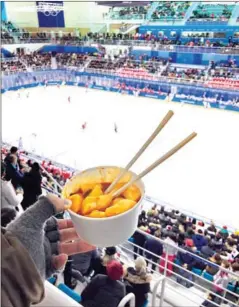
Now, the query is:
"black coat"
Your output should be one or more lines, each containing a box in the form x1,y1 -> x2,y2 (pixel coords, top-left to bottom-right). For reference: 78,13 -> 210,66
124,267 -> 151,307
144,237 -> 163,258
21,171 -> 42,210
132,231 -> 146,247
81,274 -> 125,307
5,163 -> 23,190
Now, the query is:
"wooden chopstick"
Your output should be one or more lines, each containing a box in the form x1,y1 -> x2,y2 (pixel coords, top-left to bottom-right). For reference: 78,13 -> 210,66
112,132 -> 197,198
105,110 -> 174,194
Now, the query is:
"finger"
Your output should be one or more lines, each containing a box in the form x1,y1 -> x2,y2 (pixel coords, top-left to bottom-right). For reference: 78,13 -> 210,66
47,194 -> 71,213
59,228 -> 79,243
59,240 -> 96,256
52,254 -> 68,270
57,219 -> 74,230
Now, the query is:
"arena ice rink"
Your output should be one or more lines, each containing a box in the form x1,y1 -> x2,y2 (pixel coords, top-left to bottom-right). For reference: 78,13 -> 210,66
2,86 -> 239,228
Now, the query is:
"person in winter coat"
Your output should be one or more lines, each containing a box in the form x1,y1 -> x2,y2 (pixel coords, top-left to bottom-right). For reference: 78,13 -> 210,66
4,146 -> 21,169
160,233 -> 178,276
132,225 -> 147,259
5,154 -> 24,190
124,257 -> 152,307
176,239 -> 197,287
2,194 -> 95,307
201,241 -> 215,259
192,229 -> 208,251
205,253 -> 222,276
81,260 -> 125,307
144,230 -> 163,272
92,246 -> 118,277
21,162 -> 42,210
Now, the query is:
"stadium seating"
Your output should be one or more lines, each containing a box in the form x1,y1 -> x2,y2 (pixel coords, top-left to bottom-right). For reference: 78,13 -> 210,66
190,3 -> 235,22
150,2 -> 190,21
105,6 -> 148,20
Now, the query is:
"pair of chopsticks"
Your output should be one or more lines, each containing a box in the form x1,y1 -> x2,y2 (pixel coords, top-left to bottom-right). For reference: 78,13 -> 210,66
105,110 -> 197,198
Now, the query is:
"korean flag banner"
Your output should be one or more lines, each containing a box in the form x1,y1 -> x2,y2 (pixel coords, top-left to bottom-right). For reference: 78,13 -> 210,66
36,1 -> 65,27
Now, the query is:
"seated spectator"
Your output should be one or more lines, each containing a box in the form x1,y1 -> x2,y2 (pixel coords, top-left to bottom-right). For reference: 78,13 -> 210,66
124,257 -> 152,307
185,228 -> 195,239
5,154 -> 23,190
211,233 -> 223,251
192,229 -> 208,251
81,260 -> 125,307
176,239 -> 196,288
144,230 -> 163,272
21,162 -> 42,210
219,226 -> 229,240
4,146 -> 21,168
138,210 -> 147,225
205,253 -> 222,276
92,246 -> 117,277
147,204 -> 158,217
201,241 -> 215,259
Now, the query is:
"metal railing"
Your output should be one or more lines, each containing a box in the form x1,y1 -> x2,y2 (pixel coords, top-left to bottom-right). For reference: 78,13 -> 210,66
120,229 -> 239,307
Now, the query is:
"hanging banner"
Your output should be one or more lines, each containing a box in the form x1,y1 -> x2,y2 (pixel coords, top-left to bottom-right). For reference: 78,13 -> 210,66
36,1 -> 65,28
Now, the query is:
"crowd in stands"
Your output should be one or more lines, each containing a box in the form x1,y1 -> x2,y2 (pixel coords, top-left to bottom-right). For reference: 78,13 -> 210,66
161,66 -> 207,82
132,205 -> 239,304
151,1 -> 190,21
1,59 -> 26,72
106,5 -> 148,20
2,50 -> 239,93
189,4 -> 234,22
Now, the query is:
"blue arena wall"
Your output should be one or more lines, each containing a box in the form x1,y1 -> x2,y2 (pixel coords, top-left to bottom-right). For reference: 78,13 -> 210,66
139,24 -> 239,44
38,45 -> 99,54
2,70 -> 238,113
130,50 -> 239,65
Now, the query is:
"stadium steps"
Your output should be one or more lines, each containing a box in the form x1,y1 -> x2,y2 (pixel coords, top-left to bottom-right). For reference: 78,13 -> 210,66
184,2 -> 200,23
146,1 -> 160,20
228,3 -> 239,25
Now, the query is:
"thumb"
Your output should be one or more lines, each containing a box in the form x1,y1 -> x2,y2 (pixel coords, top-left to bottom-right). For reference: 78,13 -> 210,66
52,254 -> 68,270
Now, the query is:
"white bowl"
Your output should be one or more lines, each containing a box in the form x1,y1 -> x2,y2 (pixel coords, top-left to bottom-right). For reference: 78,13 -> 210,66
62,166 -> 145,247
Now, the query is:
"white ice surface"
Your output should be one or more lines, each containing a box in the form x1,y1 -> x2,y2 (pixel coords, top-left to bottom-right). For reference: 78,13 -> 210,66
2,86 -> 239,228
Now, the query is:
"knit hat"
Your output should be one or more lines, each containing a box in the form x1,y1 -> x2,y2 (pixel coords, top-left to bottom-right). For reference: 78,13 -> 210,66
106,260 -> 123,280
105,246 -> 116,256
185,239 -> 194,247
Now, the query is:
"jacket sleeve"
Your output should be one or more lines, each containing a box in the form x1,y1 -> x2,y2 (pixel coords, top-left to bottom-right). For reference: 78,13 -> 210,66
81,275 -> 100,301
1,230 -> 45,307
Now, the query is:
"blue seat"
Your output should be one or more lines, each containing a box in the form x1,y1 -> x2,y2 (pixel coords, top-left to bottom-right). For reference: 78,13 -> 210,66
58,283 -> 82,303
227,283 -> 239,294
174,258 -> 181,266
128,237 -> 135,243
202,271 -> 213,282
47,276 -> 56,284
192,267 -> 202,276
